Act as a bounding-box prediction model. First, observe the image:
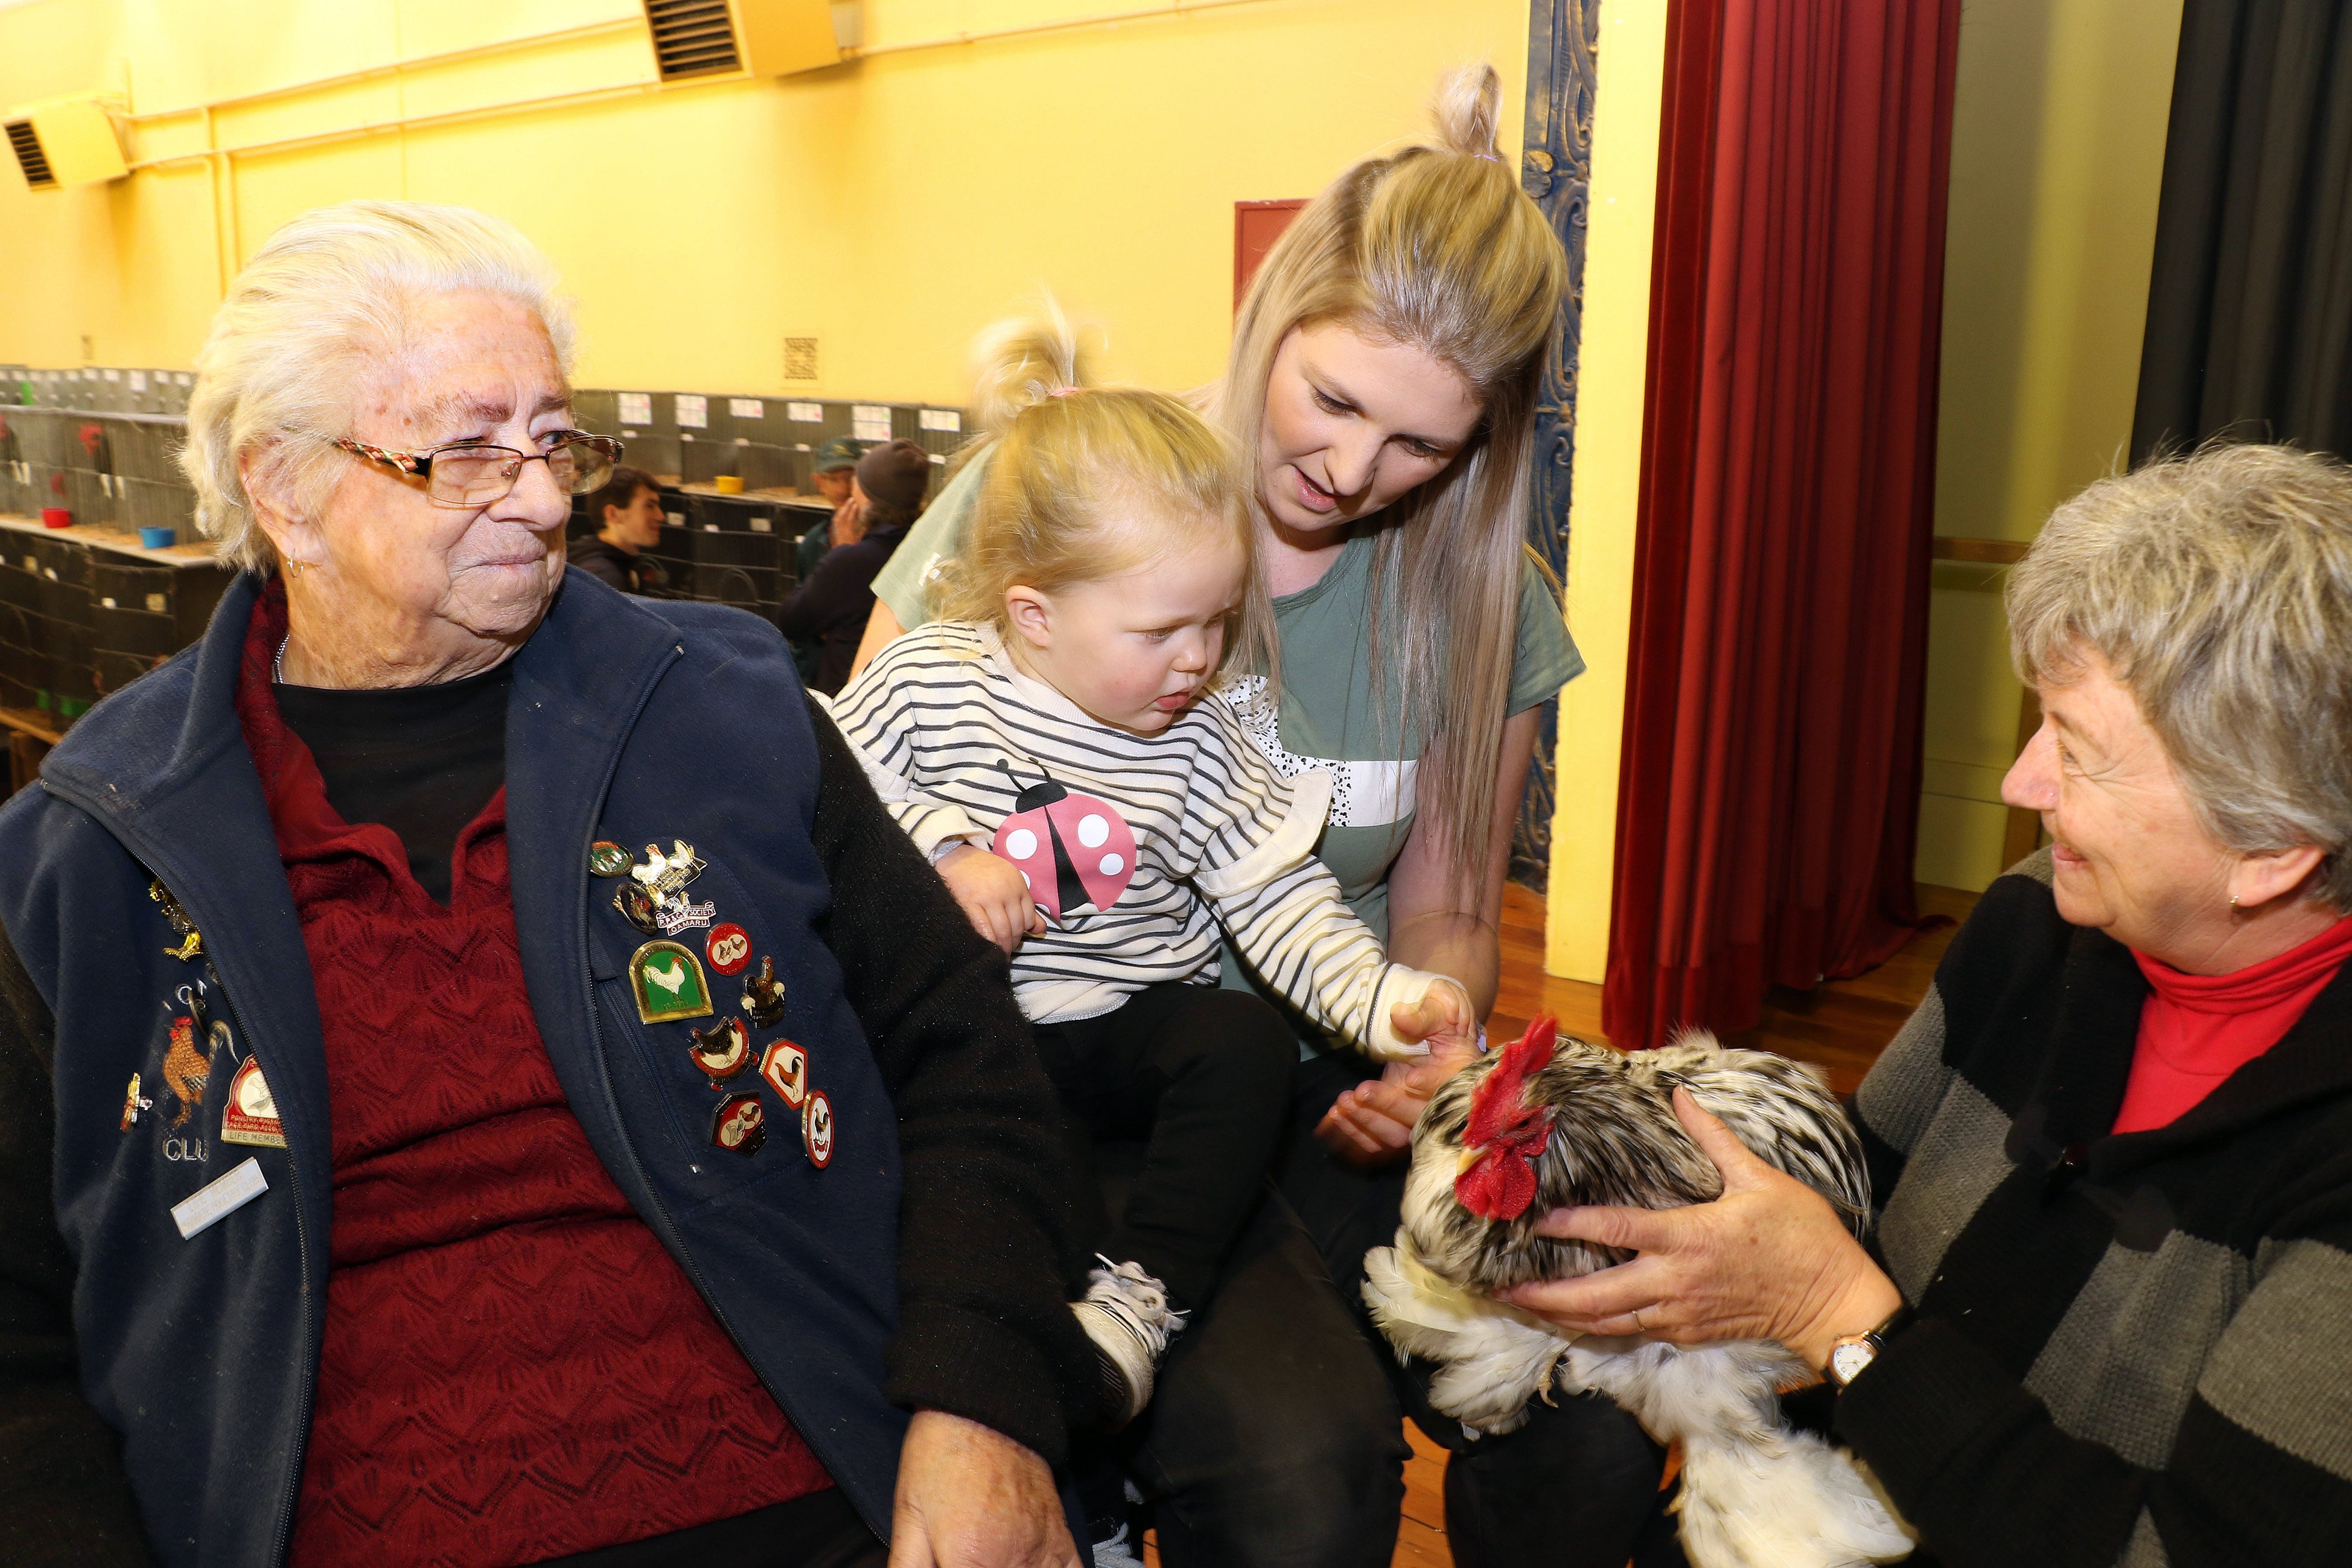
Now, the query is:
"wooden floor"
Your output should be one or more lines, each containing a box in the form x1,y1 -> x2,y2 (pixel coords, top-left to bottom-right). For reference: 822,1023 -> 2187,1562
1143,881 -> 1978,1567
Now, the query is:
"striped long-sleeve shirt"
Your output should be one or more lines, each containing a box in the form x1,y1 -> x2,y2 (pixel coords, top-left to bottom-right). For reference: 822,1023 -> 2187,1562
825,621 -> 1444,1054
1836,848 -> 2352,1566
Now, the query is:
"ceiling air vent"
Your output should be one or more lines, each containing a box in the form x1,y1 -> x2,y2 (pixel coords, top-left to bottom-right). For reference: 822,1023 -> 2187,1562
642,1 -> 847,82
5,120 -> 53,189
646,0 -> 742,80
4,95 -> 127,190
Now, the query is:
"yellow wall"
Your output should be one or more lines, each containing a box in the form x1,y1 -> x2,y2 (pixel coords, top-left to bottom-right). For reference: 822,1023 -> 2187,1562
0,0 -> 1532,404
1916,0 -> 2182,890
1543,0 -> 1668,983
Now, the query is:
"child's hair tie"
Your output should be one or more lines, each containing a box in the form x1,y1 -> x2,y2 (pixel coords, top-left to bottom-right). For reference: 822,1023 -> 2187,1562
1048,385 -> 1083,398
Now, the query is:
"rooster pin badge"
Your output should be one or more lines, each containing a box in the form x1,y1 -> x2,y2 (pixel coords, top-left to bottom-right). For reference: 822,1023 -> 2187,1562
629,940 -> 715,1025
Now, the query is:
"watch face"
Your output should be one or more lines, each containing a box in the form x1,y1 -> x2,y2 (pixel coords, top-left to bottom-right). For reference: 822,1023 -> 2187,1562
1831,1340 -> 1876,1386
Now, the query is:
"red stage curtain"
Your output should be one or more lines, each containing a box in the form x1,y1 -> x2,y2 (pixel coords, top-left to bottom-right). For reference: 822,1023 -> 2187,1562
1602,0 -> 1962,1049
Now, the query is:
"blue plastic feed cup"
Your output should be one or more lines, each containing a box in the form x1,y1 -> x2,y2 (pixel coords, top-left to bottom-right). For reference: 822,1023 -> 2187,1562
139,526 -> 176,549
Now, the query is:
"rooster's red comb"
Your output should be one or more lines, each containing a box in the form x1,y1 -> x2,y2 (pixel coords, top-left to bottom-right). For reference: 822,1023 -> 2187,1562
1455,1015 -> 1559,1220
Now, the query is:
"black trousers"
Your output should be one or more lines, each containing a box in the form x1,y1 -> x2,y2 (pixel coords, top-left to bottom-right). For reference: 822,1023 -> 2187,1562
540,1487 -> 885,1567
1102,1050 -> 1684,1568
1032,983 -> 1297,1313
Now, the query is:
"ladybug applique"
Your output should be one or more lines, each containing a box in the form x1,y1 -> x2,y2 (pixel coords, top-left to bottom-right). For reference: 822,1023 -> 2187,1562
991,762 -> 1138,925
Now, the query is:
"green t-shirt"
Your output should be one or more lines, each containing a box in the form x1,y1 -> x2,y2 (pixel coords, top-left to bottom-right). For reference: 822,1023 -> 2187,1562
868,450 -> 1586,1052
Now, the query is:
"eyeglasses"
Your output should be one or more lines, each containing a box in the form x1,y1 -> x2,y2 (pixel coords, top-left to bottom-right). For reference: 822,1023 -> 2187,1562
334,431 -> 625,508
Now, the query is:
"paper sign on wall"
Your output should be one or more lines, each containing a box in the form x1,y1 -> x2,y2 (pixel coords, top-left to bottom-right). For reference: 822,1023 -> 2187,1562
919,409 -> 961,432
675,394 -> 709,429
730,399 -> 765,420
851,406 -> 891,442
788,403 -> 823,423
617,393 -> 652,427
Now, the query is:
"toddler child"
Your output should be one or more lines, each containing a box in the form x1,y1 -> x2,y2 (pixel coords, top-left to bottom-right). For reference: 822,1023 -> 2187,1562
824,313 -> 1476,1426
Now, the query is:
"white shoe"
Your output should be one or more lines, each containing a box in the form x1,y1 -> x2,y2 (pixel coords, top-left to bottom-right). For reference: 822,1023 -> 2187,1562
1071,1257 -> 1184,1427
1089,1520 -> 1146,1568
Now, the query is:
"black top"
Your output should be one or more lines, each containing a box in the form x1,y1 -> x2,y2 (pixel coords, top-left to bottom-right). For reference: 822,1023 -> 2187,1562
273,660 -> 512,904
776,520 -> 910,695
1837,852 -> 2352,1566
570,537 -> 666,595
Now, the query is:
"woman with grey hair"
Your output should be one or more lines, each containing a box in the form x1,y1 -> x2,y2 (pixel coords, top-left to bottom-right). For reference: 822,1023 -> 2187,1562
0,201 -> 1093,1568
1508,444 -> 2352,1564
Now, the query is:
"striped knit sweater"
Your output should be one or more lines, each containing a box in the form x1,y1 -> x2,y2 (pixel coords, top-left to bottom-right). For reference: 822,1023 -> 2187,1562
1837,849 -> 2352,1566
825,621 -> 1442,1054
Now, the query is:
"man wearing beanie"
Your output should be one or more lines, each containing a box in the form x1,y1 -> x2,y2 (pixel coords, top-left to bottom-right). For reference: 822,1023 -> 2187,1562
779,438 -> 931,694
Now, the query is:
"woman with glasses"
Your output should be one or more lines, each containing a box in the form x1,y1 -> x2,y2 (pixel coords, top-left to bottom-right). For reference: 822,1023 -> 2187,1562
0,202 -> 1094,1568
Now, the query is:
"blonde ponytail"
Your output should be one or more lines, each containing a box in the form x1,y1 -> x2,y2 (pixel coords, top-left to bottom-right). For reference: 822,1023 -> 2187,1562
965,298 -> 1095,438
1429,61 -> 1506,161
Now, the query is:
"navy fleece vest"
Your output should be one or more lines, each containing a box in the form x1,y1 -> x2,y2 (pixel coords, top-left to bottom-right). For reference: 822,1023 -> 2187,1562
0,570 -> 908,1568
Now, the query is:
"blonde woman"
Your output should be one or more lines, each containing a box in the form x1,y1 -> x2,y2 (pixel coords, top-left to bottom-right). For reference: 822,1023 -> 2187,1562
862,68 -> 1660,1568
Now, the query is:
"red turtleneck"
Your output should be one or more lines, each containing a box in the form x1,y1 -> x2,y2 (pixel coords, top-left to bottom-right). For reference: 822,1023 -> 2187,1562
2115,915 -> 2352,1134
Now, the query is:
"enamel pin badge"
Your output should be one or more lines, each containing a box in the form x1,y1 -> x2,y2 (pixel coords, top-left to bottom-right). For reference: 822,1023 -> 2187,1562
220,1057 -> 287,1149
706,923 -> 752,976
759,1039 -> 808,1109
149,879 -> 203,962
628,840 -> 716,935
588,840 -> 633,878
629,940 -> 714,1025
802,1089 -> 835,1168
688,1016 -> 751,1087
120,1073 -> 153,1130
711,1091 -> 766,1155
741,956 -> 786,1028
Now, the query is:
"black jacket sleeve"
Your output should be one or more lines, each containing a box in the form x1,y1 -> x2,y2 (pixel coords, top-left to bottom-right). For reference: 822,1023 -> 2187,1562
572,550 -> 630,590
775,541 -> 879,644
0,926 -> 155,1567
804,707 -> 1094,1464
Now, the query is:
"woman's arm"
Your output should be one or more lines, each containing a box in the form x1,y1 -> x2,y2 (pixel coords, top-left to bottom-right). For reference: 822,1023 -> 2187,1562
850,599 -> 904,682
1314,706 -> 1540,1164
1384,704 -> 1541,1015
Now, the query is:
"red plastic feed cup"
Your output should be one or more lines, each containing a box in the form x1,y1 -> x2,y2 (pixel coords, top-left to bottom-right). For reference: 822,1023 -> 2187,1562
40,507 -> 71,529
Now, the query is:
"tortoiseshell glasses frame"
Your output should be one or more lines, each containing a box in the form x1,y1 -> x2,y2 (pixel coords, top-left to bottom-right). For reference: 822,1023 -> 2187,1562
333,431 -> 624,508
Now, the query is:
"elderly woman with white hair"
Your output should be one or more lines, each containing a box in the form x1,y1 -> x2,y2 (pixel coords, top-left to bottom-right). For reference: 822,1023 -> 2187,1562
0,202 -> 1094,1568
1509,444 -> 2352,1565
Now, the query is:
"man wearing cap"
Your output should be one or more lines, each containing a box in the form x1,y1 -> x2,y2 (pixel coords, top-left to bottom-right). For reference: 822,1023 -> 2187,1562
799,436 -> 867,585
779,439 -> 930,695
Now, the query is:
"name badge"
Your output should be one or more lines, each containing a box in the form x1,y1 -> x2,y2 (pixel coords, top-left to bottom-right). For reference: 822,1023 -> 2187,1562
171,1157 -> 267,1239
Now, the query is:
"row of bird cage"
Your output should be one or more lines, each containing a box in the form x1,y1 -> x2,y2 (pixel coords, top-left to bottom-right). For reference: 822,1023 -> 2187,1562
0,405 -> 199,538
5,365 -> 196,416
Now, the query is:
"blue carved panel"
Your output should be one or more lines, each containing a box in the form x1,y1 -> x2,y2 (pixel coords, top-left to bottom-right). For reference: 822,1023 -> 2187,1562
1512,0 -> 1604,890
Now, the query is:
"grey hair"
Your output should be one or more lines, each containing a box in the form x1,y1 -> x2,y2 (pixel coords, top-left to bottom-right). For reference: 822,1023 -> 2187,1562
2007,443 -> 2352,909
178,201 -> 578,573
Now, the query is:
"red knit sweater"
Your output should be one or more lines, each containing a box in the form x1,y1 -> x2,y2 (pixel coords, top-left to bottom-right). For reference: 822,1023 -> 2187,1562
236,594 -> 829,1567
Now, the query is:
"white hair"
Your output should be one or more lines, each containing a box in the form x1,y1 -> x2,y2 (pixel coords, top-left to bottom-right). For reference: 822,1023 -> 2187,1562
2007,443 -> 2352,909
178,201 -> 578,573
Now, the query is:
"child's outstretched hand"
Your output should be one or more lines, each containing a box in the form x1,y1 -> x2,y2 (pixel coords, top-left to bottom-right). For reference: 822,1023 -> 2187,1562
1392,977 -> 1480,1066
937,844 -> 1047,955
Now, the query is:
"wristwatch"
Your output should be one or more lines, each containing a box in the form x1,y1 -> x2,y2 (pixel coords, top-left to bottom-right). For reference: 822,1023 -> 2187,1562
1824,1304 -> 1915,1389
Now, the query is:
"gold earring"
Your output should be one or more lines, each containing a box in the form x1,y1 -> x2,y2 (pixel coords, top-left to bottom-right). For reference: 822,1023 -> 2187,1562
2229,891 -> 2242,910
